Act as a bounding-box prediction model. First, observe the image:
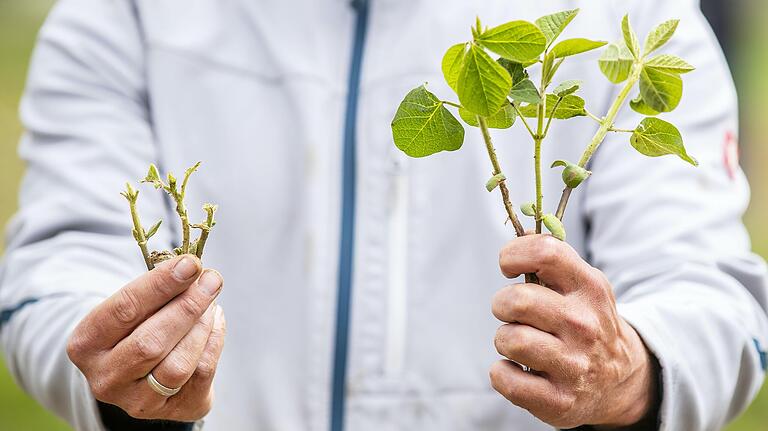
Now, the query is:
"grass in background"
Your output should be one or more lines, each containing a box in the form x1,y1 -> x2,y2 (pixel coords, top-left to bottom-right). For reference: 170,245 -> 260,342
0,2 -> 68,430
0,1 -> 765,430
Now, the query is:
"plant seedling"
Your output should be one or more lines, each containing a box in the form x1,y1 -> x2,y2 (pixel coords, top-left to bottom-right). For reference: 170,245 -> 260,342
121,162 -> 218,270
391,10 -> 696,282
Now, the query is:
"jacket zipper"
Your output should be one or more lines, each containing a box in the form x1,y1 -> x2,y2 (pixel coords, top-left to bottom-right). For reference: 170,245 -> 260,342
330,1 -> 370,431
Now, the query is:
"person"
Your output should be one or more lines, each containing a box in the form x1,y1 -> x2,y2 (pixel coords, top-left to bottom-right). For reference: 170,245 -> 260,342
0,0 -> 766,430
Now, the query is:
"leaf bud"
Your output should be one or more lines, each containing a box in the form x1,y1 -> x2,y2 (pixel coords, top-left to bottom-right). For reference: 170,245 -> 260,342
485,173 -> 506,192
520,202 -> 536,217
542,213 -> 566,241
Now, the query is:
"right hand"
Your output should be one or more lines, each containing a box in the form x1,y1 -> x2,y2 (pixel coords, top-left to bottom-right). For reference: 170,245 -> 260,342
66,255 -> 226,421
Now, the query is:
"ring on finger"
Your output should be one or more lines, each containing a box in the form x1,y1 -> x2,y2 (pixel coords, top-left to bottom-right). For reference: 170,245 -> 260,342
146,372 -> 182,397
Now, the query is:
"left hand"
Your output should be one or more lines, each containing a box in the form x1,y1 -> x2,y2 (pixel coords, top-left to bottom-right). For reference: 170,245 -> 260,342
490,235 -> 656,429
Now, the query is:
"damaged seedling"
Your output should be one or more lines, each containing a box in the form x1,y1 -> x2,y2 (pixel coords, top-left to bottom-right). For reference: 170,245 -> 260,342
121,163 -> 218,270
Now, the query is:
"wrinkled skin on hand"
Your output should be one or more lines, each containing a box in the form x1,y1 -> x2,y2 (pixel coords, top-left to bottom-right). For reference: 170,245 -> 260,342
491,235 -> 657,429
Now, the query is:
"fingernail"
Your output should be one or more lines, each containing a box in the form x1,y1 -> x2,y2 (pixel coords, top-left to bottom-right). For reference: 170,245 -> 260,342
172,256 -> 199,281
199,270 -> 223,296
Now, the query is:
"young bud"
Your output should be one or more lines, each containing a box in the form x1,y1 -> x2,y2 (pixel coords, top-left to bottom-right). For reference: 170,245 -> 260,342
520,202 -> 536,217
485,173 -> 506,192
551,159 -> 591,188
542,213 -> 566,241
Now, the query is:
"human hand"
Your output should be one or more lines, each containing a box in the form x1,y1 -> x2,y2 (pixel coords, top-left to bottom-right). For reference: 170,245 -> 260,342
491,235 -> 656,429
67,255 -> 226,421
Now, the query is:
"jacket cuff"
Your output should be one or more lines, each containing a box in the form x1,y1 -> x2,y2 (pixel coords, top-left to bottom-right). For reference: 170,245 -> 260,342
616,302 -> 678,431
97,401 -> 194,431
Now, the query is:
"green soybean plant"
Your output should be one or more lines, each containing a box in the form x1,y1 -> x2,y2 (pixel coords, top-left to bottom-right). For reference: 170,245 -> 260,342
391,9 -> 696,282
121,162 -> 218,270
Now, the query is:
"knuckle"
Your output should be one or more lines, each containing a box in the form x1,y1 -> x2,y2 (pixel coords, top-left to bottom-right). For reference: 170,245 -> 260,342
565,310 -> 600,343
177,295 -> 206,319
66,332 -> 90,364
113,289 -> 141,325
148,269 -> 179,298
195,359 -> 217,380
134,331 -> 166,362
536,235 -> 563,265
165,355 -> 196,384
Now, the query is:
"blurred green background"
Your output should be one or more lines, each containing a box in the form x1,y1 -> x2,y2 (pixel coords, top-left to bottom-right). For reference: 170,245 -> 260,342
0,1 -> 766,429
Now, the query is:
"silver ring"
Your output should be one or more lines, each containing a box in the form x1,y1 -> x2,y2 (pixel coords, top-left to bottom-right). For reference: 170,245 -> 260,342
146,372 -> 181,397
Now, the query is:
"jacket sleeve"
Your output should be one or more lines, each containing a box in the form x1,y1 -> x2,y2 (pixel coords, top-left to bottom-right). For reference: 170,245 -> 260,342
585,1 -> 768,429
0,0 -> 175,429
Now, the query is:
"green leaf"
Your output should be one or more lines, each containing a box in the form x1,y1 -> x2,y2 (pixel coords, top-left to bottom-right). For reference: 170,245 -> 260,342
630,117 -> 697,166
542,214 -> 566,241
630,96 -> 661,116
622,14 -> 641,59
497,58 -> 527,84
391,86 -> 465,158
640,66 -> 683,113
457,44 -> 513,117
520,202 -> 536,217
644,19 -> 679,55
553,80 -> 581,97
518,94 -> 586,119
550,38 -> 607,58
509,79 -> 541,104
442,43 -> 469,92
535,9 -> 579,47
485,173 -> 506,192
477,21 -> 547,62
599,43 -> 634,83
145,220 -> 162,239
459,103 -> 516,129
645,54 -> 695,74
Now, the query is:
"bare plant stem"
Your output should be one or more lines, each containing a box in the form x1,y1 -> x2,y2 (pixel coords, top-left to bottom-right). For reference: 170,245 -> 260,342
478,116 -> 525,238
533,73 -> 548,234
555,64 -> 642,221
479,117 -> 540,285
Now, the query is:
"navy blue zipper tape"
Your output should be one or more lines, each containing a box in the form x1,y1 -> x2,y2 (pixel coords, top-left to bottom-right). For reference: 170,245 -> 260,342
330,1 -> 370,430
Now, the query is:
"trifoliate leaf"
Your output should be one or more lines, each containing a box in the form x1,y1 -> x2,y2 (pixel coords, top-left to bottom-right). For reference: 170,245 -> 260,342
542,214 -> 566,241
518,94 -> 587,119
459,103 -> 516,129
553,80 -> 582,97
630,118 -> 697,166
509,79 -> 541,104
644,19 -> 679,55
442,43 -> 469,92
477,21 -> 547,62
145,220 -> 162,239
535,9 -> 579,47
645,54 -> 695,74
640,66 -> 683,113
551,159 -> 591,188
485,173 -> 506,192
550,38 -> 608,59
457,44 -> 513,117
497,58 -> 528,84
599,43 -> 634,84
520,202 -> 536,217
622,14 -> 640,59
391,86 -> 465,158
630,96 -> 661,116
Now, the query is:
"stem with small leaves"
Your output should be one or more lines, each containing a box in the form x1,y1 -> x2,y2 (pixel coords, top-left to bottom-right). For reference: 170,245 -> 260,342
555,63 -> 643,220
122,184 -> 154,270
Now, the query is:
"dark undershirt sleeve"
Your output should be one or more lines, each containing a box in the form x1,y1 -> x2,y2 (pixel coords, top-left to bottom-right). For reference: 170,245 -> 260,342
97,402 -> 195,431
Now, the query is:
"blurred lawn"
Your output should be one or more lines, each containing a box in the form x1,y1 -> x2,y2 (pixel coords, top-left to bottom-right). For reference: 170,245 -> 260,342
0,1 -> 766,430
